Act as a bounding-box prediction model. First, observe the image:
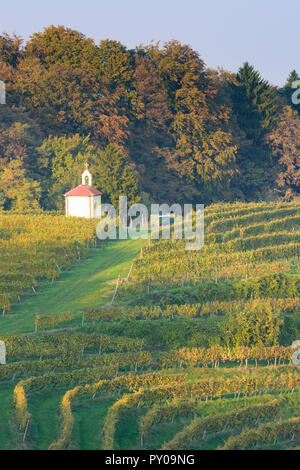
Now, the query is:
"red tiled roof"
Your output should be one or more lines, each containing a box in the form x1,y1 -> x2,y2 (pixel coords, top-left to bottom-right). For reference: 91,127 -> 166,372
65,184 -> 102,197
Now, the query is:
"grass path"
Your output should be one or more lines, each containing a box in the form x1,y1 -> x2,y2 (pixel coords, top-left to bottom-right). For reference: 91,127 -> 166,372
72,397 -> 115,450
0,385 -> 20,450
28,391 -> 64,450
0,237 -> 145,450
0,238 -> 146,335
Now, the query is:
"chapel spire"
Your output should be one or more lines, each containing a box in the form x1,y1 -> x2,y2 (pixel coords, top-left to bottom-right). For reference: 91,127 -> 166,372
82,163 -> 92,186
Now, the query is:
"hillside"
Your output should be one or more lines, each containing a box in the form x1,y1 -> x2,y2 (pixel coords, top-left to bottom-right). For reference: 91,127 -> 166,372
1,27 -> 299,210
0,200 -> 299,450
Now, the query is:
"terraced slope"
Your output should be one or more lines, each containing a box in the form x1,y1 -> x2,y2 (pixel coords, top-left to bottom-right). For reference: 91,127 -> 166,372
0,201 -> 299,450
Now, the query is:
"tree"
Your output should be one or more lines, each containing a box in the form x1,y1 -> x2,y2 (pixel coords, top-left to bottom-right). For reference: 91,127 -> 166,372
230,62 -> 278,143
131,55 -> 171,132
92,40 -> 135,148
0,107 -> 43,179
281,70 -> 300,115
0,26 -> 292,206
285,70 -> 300,86
25,25 -> 99,71
37,134 -> 99,209
228,63 -> 279,199
144,40 -> 208,106
205,68 -> 255,201
13,48 -> 130,147
0,33 -> 22,67
266,106 -> 300,199
97,39 -> 133,90
93,144 -> 140,207
0,158 -> 41,211
141,42 -> 239,203
128,55 -> 177,200
224,299 -> 283,348
13,57 -> 101,136
171,84 -> 238,202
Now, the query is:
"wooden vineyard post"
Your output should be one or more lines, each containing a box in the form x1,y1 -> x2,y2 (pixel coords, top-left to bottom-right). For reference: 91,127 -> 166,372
82,312 -> 85,327
54,261 -> 62,273
111,275 -> 121,305
140,247 -> 143,259
127,263 -> 134,281
76,245 -> 81,261
35,314 -> 40,333
23,419 -> 30,442
2,295 -> 6,316
148,234 -> 151,248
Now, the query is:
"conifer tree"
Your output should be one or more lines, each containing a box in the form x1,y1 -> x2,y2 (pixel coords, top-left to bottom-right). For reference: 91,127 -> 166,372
281,70 -> 300,115
229,63 -> 279,199
230,62 -> 278,143
93,144 -> 140,207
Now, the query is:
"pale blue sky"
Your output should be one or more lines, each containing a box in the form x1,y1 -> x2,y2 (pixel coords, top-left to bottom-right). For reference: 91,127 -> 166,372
1,0 -> 298,86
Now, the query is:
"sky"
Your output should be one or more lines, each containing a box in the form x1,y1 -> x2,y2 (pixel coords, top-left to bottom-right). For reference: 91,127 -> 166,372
0,0 -> 298,86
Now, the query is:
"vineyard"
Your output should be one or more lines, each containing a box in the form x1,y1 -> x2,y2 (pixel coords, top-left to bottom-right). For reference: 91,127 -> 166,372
0,201 -> 300,450
0,214 -> 98,315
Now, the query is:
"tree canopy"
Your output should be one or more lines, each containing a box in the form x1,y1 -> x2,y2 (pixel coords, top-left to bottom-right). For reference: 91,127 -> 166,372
0,26 -> 299,210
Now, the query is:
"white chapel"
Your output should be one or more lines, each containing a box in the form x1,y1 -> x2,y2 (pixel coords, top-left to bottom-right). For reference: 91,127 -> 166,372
65,165 -> 102,218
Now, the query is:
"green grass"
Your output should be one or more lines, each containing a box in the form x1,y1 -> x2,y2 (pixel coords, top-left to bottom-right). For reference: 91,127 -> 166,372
27,392 -> 116,450
141,394 -> 276,450
116,408 -> 145,450
72,397 -> 115,450
0,237 -> 146,450
0,384 -> 22,450
1,202 -> 299,450
27,389 -> 65,450
0,238 -> 146,335
25,388 -> 299,451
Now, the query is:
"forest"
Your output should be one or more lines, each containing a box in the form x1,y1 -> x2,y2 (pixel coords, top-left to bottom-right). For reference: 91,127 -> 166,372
0,25 -> 299,211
